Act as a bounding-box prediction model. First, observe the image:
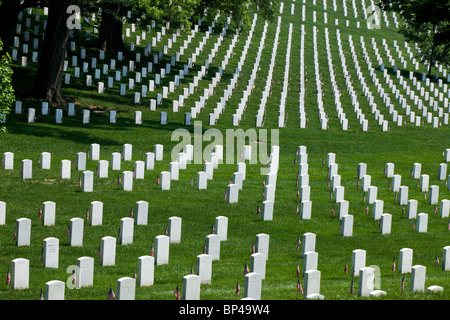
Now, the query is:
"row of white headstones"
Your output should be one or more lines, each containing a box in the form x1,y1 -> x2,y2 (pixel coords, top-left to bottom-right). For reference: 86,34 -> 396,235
9,5 -> 449,132
299,232 -> 450,298
295,147 -> 450,231
4,147 -> 276,300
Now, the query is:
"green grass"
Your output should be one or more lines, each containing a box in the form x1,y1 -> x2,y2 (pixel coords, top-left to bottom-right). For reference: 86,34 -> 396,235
0,3 -> 449,301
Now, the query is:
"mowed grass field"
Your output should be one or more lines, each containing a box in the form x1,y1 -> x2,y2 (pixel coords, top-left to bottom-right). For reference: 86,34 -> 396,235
0,2 -> 449,301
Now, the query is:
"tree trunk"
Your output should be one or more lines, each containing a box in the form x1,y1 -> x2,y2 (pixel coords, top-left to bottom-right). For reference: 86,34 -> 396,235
95,6 -> 125,52
31,0 -> 73,106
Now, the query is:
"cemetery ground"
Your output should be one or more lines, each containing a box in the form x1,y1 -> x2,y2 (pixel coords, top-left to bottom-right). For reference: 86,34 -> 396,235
0,3 -> 449,301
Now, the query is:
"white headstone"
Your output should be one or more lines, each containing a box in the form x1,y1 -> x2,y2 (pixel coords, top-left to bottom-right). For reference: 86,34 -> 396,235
358,267 -> 375,297
40,152 -> 51,169
416,213 -> 428,233
111,152 -> 121,170
100,236 -> 116,266
442,246 -> 450,271
244,272 -> 262,300
206,234 -> 221,261
42,201 -> 56,226
300,200 -> 312,220
304,269 -> 323,300
410,265 -> 426,292
302,233 -> 316,257
82,170 -> 94,192
380,213 -> 392,234
119,217 -> 134,245
214,216 -> 228,241
116,277 -> 136,300
399,248 -> 413,274
76,257 -> 94,289
196,254 -> 212,284
122,171 -> 133,191
352,249 -> 366,276
15,218 -> 31,246
261,200 -> 274,221
160,171 -> 171,190
69,218 -> 84,247
155,235 -> 170,265
76,152 -> 86,171
43,237 -> 59,268
138,256 -> 154,286
123,144 -> 132,161
11,258 -> 29,290
60,160 -> 71,179
21,159 -> 32,179
135,201 -> 148,225
2,152 -> 14,170
341,214 -> 354,236
168,216 -> 182,243
0,201 -> 5,225
182,274 -> 201,300
45,280 -> 65,300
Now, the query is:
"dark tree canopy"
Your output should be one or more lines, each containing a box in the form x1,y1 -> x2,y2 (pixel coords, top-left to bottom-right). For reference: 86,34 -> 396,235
378,0 -> 450,77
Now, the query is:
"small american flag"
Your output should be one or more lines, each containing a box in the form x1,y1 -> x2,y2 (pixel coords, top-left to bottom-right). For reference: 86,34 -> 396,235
210,224 -> 215,234
296,261 -> 300,277
331,206 -> 335,216
256,205 -> 260,215
41,247 -> 44,263
129,208 -> 133,218
98,245 -> 101,259
295,204 -> 299,215
203,242 -> 207,254
150,243 -> 154,257
107,284 -> 115,300
190,177 -> 194,187
156,174 -> 160,185
251,242 -> 255,254
412,220 -> 416,231
190,265 -> 194,274
350,277 -> 354,295
117,175 -> 121,185
243,262 -> 249,276
86,208 -> 90,221
165,226 -> 168,235
365,204 -> 369,214
297,278 -> 303,294
78,176 -> 82,188
435,254 -> 440,268
133,270 -> 136,279
71,269 -> 76,284
6,268 -> 10,285
235,280 -> 241,296
296,237 -> 301,252
344,259 -> 348,274
40,289 -> 44,300
174,285 -> 181,300
401,275 -> 405,291
392,257 -> 396,272
38,207 -> 42,220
